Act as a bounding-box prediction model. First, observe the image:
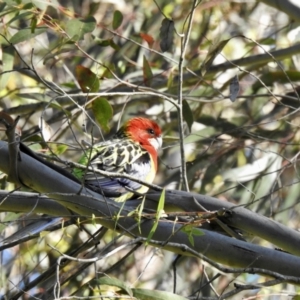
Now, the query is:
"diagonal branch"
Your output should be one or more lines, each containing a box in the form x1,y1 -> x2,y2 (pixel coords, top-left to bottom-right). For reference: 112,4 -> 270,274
1,141 -> 300,279
260,0 -> 300,22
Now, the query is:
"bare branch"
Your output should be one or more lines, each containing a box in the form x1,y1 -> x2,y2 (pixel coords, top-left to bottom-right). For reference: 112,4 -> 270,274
1,141 -> 300,278
177,0 -> 198,191
260,0 -> 300,22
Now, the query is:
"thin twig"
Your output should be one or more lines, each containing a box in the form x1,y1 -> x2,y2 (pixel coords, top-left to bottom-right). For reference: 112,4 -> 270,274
177,0 -> 198,191
0,114 -> 22,185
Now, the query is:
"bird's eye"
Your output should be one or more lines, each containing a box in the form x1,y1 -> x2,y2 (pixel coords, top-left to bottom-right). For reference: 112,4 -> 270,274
147,128 -> 155,135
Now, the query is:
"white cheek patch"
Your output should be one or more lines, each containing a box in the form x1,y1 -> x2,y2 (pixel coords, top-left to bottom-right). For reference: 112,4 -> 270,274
149,136 -> 162,150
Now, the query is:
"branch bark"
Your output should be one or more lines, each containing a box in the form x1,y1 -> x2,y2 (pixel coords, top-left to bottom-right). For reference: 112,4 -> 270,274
260,0 -> 300,22
144,191 -> 300,257
1,140 -> 300,278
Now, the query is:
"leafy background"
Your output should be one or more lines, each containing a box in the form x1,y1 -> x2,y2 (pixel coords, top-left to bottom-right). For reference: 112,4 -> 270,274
1,0 -> 300,299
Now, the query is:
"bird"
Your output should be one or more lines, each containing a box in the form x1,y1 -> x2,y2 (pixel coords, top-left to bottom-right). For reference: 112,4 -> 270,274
74,117 -> 162,202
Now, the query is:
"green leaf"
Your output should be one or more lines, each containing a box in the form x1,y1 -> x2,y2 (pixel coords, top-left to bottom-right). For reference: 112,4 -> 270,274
9,27 -> 47,44
53,144 -> 68,155
0,42 -> 14,90
16,93 -> 49,102
137,197 -> 145,234
95,38 -> 111,47
65,16 -> 96,41
157,189 -> 165,215
182,99 -> 193,133
112,10 -> 123,30
4,212 -> 24,222
159,18 -> 174,52
133,288 -> 188,300
94,38 -> 120,50
183,126 -> 216,144
72,147 -> 94,179
89,2 -> 100,16
30,15 -> 38,33
92,277 -> 133,296
0,3 -> 7,12
252,71 -> 300,92
253,37 -> 276,46
167,69 -> 174,91
102,63 -> 116,79
199,38 -> 231,76
0,212 -> 31,233
146,189 -> 165,245
22,3 -> 35,9
21,134 -> 43,144
6,11 -> 33,25
109,39 -> 120,51
75,65 -> 100,93
181,225 -> 204,247
0,6 -> 16,19
143,55 -> 153,87
92,97 -> 113,133
32,0 -> 58,10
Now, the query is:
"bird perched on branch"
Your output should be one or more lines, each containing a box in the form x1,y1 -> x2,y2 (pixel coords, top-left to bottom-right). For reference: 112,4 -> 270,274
74,117 -> 162,202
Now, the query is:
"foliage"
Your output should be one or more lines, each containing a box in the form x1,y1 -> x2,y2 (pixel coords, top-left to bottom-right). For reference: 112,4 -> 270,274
1,0 -> 300,299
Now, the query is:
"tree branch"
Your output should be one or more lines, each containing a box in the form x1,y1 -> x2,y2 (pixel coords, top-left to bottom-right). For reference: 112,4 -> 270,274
1,141 -> 300,278
145,191 -> 300,257
260,0 -> 300,22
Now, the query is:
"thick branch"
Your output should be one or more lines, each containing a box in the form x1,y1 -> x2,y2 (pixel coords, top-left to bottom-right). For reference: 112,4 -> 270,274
145,191 -> 300,257
1,141 -> 300,278
0,190 -> 70,216
260,0 -> 300,22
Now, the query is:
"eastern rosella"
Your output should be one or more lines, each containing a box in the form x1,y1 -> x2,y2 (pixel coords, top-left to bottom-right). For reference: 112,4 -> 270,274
75,117 -> 162,202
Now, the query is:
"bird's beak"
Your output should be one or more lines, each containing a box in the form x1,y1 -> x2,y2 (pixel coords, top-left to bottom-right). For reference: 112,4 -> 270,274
157,136 -> 163,149
150,136 -> 163,150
